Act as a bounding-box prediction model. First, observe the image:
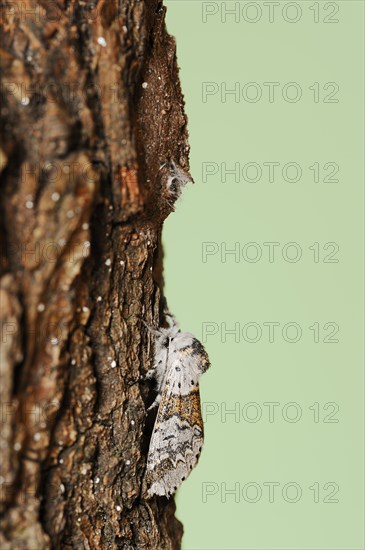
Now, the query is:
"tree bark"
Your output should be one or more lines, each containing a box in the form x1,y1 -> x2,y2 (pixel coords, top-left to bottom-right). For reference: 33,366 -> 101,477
0,1 -> 190,547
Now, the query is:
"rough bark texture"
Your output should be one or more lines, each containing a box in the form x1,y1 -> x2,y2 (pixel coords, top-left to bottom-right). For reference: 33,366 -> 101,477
0,1 -> 190,548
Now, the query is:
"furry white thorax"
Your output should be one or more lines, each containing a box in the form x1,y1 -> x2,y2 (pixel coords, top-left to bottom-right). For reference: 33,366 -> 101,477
148,316 -> 206,402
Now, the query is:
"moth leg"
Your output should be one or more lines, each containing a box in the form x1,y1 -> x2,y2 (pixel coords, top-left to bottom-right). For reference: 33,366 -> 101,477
144,351 -> 168,379
147,393 -> 161,412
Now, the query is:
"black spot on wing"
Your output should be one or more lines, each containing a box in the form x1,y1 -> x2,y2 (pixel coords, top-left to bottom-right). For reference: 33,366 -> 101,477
175,422 -> 189,431
163,434 -> 175,441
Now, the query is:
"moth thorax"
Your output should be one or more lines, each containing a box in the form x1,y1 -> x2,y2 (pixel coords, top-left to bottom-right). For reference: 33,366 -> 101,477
166,160 -> 192,199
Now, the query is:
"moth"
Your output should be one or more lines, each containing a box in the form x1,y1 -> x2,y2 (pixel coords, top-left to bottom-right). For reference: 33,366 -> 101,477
144,314 -> 210,498
165,159 -> 193,208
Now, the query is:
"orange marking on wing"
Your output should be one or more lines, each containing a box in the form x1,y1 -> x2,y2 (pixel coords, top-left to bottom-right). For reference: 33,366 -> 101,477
156,391 -> 204,431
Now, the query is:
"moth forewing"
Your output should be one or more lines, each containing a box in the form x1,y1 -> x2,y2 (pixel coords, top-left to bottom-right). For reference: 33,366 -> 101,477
144,317 -> 210,498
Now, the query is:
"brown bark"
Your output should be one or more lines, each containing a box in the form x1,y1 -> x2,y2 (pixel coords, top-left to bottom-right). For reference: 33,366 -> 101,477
0,1 -> 190,547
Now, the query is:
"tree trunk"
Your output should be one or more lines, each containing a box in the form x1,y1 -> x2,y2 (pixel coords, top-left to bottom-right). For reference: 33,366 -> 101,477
0,1 -> 189,547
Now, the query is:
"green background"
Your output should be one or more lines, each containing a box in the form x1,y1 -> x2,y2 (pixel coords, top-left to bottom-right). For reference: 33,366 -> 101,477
163,2 -> 364,549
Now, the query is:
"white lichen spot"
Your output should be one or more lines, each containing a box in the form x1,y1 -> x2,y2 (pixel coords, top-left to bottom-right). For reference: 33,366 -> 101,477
122,25 -> 127,32
120,260 -> 124,266
97,296 -> 102,302
37,303 -> 45,312
60,483 -> 65,494
105,258 -> 111,266
51,337 -> 59,346
82,222 -> 89,230
58,238 -> 66,246
131,420 -> 135,426
51,192 -> 60,202
82,306 -> 89,313
116,505 -> 121,512
71,359 -> 76,365
25,200 -> 33,209
95,477 -> 100,484
77,517 -> 81,523
59,458 -> 64,464
147,240 -> 151,246
142,82 -> 148,89
21,96 -> 30,106
33,432 -> 41,441
66,210 -> 74,219
111,360 -> 117,368
97,36 -> 107,47
14,442 -> 21,451
126,460 -> 131,466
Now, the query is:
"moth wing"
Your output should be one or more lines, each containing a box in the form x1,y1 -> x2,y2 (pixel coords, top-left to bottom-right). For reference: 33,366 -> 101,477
145,355 -> 204,498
